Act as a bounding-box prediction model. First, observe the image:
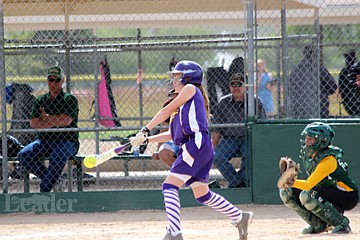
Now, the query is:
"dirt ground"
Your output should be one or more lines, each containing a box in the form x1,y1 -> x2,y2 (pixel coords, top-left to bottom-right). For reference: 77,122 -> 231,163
0,204 -> 359,240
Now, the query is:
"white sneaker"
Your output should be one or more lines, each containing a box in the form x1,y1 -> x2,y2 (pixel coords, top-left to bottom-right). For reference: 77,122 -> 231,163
233,211 -> 253,240
162,227 -> 183,240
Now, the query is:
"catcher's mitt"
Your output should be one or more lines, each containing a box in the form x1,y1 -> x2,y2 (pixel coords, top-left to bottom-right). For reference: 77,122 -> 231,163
277,157 -> 300,189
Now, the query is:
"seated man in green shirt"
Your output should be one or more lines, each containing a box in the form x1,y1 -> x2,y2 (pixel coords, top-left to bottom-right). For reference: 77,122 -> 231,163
18,66 -> 79,192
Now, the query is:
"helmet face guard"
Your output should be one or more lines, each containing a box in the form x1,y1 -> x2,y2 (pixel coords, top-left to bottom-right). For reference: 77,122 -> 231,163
168,60 -> 203,85
300,122 -> 335,158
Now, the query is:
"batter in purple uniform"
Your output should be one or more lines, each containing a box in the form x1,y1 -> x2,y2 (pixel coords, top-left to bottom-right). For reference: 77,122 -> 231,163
131,60 -> 253,240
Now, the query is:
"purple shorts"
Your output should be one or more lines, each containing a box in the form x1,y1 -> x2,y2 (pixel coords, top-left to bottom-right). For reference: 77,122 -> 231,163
170,132 -> 214,186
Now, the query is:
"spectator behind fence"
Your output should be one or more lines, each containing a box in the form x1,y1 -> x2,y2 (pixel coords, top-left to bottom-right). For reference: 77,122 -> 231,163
18,66 -> 79,192
339,49 -> 359,116
348,61 -> 360,109
257,59 -> 274,118
151,89 -> 179,168
210,73 -> 266,188
351,61 -> 360,89
151,59 -> 180,168
206,56 -> 244,115
288,45 -> 337,118
6,83 -> 37,146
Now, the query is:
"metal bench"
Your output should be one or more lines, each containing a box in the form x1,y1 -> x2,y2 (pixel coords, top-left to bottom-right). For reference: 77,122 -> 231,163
1,156 -> 81,193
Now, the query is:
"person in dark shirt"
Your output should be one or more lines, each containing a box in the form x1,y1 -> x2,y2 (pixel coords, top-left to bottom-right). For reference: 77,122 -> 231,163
338,49 -> 359,116
211,73 -> 265,188
288,45 -> 337,118
151,89 -> 179,168
350,61 -> 360,94
18,66 -> 79,192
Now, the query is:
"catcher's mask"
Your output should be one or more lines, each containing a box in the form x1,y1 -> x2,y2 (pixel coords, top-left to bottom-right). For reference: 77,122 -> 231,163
300,122 -> 335,158
168,60 -> 203,85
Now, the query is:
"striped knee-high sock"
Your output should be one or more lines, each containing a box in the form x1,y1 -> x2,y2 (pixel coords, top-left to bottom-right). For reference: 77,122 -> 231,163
197,191 -> 242,222
162,183 -> 181,236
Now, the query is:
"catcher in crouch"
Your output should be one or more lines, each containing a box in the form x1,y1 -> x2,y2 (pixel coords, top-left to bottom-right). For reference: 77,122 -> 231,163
278,122 -> 358,234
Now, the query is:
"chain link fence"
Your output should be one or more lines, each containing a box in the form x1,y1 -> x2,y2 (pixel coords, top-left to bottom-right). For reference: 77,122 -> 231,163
1,0 -> 359,193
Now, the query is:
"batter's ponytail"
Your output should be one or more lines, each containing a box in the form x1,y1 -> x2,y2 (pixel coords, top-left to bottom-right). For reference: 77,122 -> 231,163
194,83 -> 210,120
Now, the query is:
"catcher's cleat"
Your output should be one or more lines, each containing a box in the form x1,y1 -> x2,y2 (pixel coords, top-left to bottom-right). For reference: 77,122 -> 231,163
162,228 -> 183,240
333,225 -> 351,234
233,211 -> 253,240
332,216 -> 352,234
301,224 -> 329,234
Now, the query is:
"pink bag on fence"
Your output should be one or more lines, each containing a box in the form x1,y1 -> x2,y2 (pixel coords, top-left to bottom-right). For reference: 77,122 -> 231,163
95,58 -> 122,127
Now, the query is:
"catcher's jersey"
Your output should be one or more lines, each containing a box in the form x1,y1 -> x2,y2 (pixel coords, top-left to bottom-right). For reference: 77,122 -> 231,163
295,147 -> 358,192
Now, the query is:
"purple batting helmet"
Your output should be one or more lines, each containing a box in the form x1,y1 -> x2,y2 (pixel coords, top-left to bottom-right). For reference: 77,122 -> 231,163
169,60 -> 203,85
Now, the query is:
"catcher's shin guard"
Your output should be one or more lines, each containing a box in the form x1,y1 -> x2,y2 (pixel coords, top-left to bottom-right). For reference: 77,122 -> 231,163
279,189 -> 326,233
299,190 -> 351,233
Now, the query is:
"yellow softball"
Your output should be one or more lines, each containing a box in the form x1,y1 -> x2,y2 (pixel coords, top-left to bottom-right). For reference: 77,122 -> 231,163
84,156 -> 97,168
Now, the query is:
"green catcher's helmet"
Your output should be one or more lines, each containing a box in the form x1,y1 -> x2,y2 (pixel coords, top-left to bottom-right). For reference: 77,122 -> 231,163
300,122 -> 335,158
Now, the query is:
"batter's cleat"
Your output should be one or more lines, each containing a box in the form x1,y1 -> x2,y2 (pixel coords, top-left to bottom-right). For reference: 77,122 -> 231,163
332,216 -> 352,234
233,211 -> 253,240
162,228 -> 183,240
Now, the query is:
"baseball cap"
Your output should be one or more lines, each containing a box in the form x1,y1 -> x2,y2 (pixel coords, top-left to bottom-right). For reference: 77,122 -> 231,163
230,73 -> 245,82
47,66 -> 63,78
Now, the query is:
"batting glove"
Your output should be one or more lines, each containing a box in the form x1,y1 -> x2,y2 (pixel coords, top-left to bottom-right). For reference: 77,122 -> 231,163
140,126 -> 150,136
130,131 -> 148,147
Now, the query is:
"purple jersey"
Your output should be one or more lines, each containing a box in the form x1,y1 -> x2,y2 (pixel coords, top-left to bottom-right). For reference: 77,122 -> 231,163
170,88 -> 209,145
169,88 -> 214,185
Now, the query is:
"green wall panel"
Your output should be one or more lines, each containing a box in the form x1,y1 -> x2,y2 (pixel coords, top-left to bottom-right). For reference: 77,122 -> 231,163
0,188 -> 251,214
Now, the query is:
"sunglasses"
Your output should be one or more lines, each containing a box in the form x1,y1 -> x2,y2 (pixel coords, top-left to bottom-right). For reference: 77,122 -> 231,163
230,82 -> 243,87
47,77 -> 62,83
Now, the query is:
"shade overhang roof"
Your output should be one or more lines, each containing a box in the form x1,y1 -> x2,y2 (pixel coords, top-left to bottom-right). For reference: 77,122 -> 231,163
3,0 -> 358,30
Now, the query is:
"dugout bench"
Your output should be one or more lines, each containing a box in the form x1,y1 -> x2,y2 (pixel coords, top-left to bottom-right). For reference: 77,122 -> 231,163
72,153 -> 151,191
2,154 -> 151,193
1,156 -> 82,193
